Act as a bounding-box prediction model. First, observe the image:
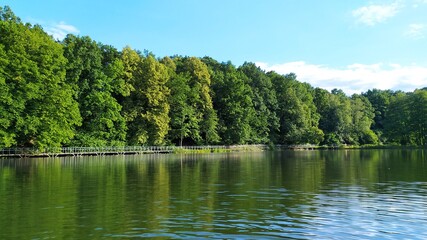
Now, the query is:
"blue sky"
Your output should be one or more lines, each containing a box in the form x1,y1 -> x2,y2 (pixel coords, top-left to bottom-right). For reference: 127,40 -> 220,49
3,0 -> 427,94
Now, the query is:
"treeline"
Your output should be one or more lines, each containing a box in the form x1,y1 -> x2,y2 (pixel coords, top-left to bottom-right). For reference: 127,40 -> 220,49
0,6 -> 426,149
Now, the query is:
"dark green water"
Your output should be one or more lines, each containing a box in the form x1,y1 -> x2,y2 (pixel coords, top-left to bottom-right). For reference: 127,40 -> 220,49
0,149 -> 426,239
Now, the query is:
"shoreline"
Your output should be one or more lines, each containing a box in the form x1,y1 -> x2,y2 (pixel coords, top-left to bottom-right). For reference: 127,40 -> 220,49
0,144 -> 425,159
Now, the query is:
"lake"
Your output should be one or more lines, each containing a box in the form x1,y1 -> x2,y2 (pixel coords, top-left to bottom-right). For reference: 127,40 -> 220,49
0,149 -> 426,239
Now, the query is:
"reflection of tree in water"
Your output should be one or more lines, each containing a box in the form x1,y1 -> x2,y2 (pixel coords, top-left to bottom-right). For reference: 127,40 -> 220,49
1,150 -> 427,238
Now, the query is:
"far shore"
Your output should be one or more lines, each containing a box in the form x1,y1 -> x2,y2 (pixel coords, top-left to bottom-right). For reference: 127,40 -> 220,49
0,144 -> 425,159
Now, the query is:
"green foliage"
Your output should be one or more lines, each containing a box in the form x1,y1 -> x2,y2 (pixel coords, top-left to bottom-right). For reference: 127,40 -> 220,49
384,92 -> 412,144
62,35 -> 126,146
167,72 -> 196,146
1,6 -> 425,149
210,62 -> 256,144
408,89 -> 427,145
239,62 -> 280,143
0,6 -> 20,22
350,94 -> 378,145
314,88 -> 354,144
139,55 -> 170,145
0,7 -> 81,149
270,73 -> 324,145
384,90 -> 427,146
174,57 -> 220,145
362,89 -> 393,142
0,42 -> 15,147
122,48 -> 170,145
362,89 -> 392,130
121,47 -> 144,144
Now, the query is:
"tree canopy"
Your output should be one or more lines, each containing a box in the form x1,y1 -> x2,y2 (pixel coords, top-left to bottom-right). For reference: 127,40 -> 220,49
0,7 -> 81,149
1,6 -> 426,148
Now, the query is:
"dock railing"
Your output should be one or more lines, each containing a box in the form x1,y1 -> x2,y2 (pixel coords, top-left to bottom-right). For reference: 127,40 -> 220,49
0,144 -> 272,158
0,144 -> 325,158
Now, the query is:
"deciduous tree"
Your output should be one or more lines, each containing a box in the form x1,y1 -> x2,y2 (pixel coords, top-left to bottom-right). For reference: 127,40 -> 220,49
0,7 -> 81,149
62,35 -> 126,146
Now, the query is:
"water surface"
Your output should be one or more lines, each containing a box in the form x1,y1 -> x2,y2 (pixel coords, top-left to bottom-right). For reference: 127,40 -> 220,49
0,149 -> 426,239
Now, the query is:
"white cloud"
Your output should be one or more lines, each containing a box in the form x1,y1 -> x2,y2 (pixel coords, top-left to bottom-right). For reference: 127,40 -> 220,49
25,17 -> 80,40
413,0 -> 427,7
405,23 -> 426,39
352,2 -> 401,26
44,21 -> 80,40
256,61 -> 427,95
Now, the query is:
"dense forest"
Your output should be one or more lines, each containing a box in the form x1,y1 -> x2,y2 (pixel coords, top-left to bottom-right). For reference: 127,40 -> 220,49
0,6 -> 426,149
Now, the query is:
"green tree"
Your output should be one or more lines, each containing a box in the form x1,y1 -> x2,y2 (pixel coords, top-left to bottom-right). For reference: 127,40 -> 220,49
270,73 -> 323,144
314,88 -> 354,145
122,48 -> 170,145
350,94 -> 378,144
167,72 -> 197,146
100,44 -> 133,102
408,89 -> 427,145
121,47 -> 143,144
383,92 -> 412,144
162,57 -> 201,146
239,62 -> 279,143
2,5 -> 424,148
212,62 -> 256,144
0,6 -> 81,149
175,57 -> 219,145
0,33 -> 14,147
139,55 -> 170,145
383,90 -> 427,146
363,89 -> 393,142
62,35 -> 126,146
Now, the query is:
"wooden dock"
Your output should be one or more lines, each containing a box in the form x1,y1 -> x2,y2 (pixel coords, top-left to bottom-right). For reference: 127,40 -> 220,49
0,146 -> 182,158
0,145 -> 270,158
0,144 -> 334,159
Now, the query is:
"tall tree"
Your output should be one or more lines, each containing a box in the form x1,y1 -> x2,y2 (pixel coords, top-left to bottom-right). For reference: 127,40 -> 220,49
167,72 -> 198,146
382,89 -> 427,145
363,89 -> 393,141
175,57 -> 219,145
122,48 -> 170,145
121,47 -> 143,144
350,94 -> 378,144
211,62 -> 256,144
384,92 -> 412,144
0,6 -> 81,149
139,55 -> 170,145
62,35 -> 127,146
239,62 -> 279,143
314,88 -> 355,145
270,73 -> 323,144
162,57 -> 198,146
408,89 -> 427,145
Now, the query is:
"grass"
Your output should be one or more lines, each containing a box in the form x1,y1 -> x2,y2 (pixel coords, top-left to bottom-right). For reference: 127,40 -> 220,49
172,145 -> 266,154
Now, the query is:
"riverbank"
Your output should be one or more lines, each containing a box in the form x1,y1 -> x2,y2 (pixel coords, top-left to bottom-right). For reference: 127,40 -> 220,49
0,145 -> 268,158
0,144 -> 425,159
